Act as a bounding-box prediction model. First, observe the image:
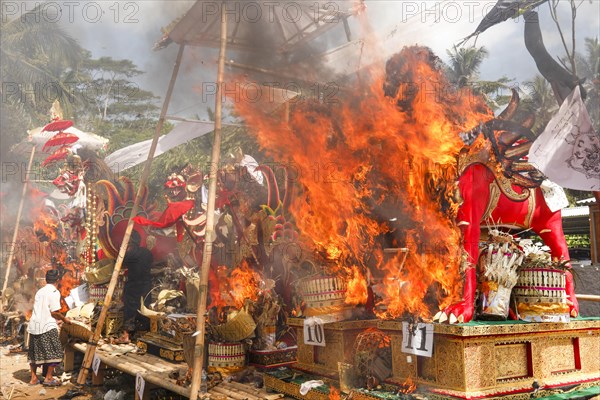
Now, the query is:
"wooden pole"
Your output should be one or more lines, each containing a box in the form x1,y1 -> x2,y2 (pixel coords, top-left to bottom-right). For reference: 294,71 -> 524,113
576,294 -> 600,302
189,4 -> 228,400
1,146 -> 36,311
76,43 -> 186,385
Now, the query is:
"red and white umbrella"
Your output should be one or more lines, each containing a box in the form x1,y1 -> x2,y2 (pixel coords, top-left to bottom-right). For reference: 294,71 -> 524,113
29,124 -> 108,153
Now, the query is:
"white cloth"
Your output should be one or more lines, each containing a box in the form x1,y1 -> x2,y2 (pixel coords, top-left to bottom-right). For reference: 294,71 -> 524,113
540,180 -> 569,213
103,121 -> 214,172
528,86 -> 600,191
239,154 -> 264,185
299,380 -> 324,396
28,284 -> 61,335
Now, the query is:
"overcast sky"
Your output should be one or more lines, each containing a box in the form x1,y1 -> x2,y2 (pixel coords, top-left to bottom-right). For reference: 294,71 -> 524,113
9,0 -> 599,118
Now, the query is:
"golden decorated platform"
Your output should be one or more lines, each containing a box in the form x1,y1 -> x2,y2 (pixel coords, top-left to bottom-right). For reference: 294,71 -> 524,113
282,317 -> 600,399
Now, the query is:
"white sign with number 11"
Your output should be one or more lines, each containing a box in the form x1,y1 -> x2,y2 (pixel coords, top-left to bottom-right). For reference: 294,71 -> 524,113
401,322 -> 434,357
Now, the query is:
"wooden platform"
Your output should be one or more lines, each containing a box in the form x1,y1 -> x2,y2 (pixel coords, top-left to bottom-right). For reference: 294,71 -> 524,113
66,342 -> 190,399
65,342 -> 284,400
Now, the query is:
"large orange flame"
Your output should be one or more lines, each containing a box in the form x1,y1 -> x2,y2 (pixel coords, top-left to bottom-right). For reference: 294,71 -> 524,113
328,386 -> 341,400
235,45 -> 492,319
208,261 -> 262,313
33,210 -> 59,242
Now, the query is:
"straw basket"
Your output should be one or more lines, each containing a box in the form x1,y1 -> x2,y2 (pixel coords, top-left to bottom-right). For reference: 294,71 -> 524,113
208,342 -> 246,368
298,276 -> 347,308
62,320 -> 93,341
514,267 -> 569,322
212,309 -> 256,342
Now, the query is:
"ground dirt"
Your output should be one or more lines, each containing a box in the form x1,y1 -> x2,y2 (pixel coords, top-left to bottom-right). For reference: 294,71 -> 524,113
0,346 -> 94,400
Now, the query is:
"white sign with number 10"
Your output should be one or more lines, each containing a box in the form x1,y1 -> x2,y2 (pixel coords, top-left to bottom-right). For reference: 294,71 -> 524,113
303,317 -> 326,347
401,322 -> 434,357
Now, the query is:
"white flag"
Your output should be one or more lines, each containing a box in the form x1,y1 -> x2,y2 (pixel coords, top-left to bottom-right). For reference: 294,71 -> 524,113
528,86 -> 600,191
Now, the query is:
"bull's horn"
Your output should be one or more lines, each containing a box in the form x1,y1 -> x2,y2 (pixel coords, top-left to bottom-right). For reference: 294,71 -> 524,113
497,89 -> 519,120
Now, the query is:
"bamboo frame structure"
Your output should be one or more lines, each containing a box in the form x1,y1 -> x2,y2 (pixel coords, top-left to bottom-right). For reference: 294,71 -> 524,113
1,146 -> 36,311
76,43 -> 186,385
189,5 -> 228,399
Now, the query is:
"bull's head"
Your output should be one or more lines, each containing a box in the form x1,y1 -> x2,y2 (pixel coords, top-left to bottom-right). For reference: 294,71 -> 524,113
459,89 -> 544,189
164,173 -> 187,202
52,157 -> 84,196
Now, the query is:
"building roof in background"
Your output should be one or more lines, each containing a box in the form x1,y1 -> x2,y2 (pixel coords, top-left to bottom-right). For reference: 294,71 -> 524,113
562,206 -> 590,218
576,197 -> 597,205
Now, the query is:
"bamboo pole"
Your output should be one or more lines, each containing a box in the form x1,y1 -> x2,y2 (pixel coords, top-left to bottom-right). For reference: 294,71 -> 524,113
189,4 -> 228,400
76,43 -> 186,385
1,146 -> 36,311
576,294 -> 600,302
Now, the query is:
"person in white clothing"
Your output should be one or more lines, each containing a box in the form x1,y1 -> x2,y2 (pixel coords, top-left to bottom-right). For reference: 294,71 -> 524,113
27,269 -> 71,386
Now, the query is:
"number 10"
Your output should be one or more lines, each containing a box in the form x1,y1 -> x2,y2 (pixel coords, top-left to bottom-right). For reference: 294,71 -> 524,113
306,324 -> 324,343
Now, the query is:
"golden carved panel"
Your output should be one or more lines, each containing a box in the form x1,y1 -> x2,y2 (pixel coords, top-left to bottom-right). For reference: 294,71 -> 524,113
540,337 -> 575,376
417,354 -> 436,382
464,342 -> 495,389
435,338 -> 465,390
390,334 -> 416,379
315,331 -> 344,370
295,326 -> 314,364
380,319 -> 600,337
495,343 -> 530,380
579,334 -> 600,373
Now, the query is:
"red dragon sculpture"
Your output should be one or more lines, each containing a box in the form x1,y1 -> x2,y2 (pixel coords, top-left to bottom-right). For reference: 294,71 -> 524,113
436,90 -> 579,323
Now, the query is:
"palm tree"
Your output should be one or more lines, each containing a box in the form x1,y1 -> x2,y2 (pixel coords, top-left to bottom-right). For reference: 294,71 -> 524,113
1,4 -> 83,118
0,4 -> 84,160
445,45 -> 514,111
522,75 -> 558,133
576,37 -> 599,131
445,45 -> 489,88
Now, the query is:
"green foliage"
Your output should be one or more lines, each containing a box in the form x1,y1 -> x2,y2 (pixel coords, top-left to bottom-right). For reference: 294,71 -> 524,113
576,37 -> 600,132
564,188 -> 593,206
444,45 -> 514,111
0,4 -> 84,159
565,234 -> 591,248
70,54 -> 161,144
445,45 -> 489,88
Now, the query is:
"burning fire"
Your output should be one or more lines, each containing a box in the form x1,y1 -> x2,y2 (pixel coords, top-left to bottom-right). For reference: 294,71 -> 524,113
328,386 -> 341,400
208,261 -> 262,313
235,45 -> 492,319
345,265 -> 368,306
34,210 -> 59,242
399,375 -> 416,394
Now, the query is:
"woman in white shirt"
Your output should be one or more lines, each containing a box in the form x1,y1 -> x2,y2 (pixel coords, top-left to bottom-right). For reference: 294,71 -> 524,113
27,269 -> 71,386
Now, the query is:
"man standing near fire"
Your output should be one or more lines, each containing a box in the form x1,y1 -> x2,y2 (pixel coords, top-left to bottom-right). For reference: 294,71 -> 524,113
118,229 -> 153,343
27,269 -> 71,386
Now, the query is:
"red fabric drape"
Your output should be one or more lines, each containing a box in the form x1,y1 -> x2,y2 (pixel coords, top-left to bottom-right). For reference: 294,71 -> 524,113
133,200 -> 194,241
